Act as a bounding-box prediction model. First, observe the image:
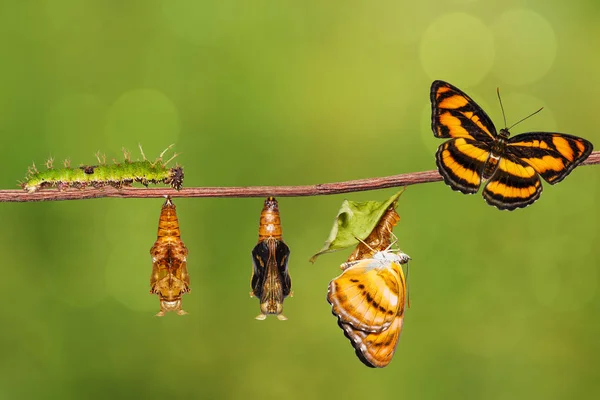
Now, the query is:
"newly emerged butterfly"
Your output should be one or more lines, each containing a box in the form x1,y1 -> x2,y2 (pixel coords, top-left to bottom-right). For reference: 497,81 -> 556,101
22,145 -> 183,193
150,196 -> 190,316
431,80 -> 593,210
250,197 -> 292,321
328,248 -> 410,368
325,203 -> 411,368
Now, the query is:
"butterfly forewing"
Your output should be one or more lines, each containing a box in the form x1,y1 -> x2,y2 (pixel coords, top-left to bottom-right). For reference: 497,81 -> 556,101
436,137 -> 490,194
482,153 -> 543,210
327,260 -> 401,332
507,132 -> 593,184
431,80 -> 497,142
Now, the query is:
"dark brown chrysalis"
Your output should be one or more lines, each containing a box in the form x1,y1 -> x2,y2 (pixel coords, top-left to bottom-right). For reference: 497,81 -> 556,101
150,196 -> 190,316
250,197 -> 292,320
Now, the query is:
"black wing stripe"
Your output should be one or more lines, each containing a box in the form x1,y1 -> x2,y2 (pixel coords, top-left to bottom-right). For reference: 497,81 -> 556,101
508,132 -> 593,184
482,155 -> 543,210
431,80 -> 497,142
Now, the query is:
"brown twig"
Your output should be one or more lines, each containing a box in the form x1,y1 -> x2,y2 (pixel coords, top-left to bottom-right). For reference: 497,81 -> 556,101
1,151 -> 599,203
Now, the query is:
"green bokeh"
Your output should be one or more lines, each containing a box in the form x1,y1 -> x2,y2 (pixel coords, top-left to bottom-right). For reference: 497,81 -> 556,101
1,1 -> 599,399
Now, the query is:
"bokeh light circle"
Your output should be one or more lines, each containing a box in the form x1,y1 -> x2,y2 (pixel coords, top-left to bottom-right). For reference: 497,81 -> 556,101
491,9 -> 557,86
419,13 -> 494,86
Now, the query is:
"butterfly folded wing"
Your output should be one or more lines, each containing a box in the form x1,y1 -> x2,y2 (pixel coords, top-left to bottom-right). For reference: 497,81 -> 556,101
331,261 -> 407,368
507,132 -> 593,184
431,80 -> 497,143
436,137 -> 490,194
482,153 -> 543,210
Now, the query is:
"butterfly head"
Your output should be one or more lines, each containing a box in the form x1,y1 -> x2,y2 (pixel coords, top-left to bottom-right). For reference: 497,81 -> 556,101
372,249 -> 411,266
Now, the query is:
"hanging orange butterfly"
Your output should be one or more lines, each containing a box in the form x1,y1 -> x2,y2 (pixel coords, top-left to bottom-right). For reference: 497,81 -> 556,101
431,80 -> 593,210
250,197 -> 292,320
326,204 -> 410,368
327,247 -> 410,368
150,196 -> 190,316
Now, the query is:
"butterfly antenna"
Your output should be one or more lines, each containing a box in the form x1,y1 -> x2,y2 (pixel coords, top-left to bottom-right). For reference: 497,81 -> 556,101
497,87 -> 508,129
388,232 -> 399,251
507,107 -> 544,131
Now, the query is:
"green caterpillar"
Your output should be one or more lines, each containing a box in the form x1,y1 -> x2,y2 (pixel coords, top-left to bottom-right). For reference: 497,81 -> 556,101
22,145 -> 184,193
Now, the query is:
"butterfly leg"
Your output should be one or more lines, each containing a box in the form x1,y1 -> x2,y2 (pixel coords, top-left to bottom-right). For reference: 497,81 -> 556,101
277,314 -> 288,321
255,313 -> 267,321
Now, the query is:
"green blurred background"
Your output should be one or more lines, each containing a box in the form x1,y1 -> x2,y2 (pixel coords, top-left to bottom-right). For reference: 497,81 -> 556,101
1,0 -> 599,399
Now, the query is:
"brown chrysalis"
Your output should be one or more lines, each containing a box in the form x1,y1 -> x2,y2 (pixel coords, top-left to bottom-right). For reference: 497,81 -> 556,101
150,196 -> 190,316
250,197 -> 292,320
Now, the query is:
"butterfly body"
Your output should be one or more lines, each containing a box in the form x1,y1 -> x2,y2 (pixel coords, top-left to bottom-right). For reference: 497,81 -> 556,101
328,249 -> 409,368
431,80 -> 593,210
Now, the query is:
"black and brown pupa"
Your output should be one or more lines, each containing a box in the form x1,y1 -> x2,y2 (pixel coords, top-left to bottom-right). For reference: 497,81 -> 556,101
250,197 -> 292,320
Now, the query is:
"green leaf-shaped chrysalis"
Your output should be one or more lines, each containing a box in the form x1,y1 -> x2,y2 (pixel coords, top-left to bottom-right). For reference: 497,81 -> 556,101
309,189 -> 405,263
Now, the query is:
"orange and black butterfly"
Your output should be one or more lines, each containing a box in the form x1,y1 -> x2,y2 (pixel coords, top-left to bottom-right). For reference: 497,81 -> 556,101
431,80 -> 593,210
250,197 -> 292,320
150,196 -> 190,316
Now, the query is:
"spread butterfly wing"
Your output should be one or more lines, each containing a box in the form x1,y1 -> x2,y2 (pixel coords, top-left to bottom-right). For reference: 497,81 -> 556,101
482,152 -> 543,210
431,80 -> 497,143
507,132 -> 593,184
436,137 -> 490,194
327,260 -> 403,333
341,315 -> 404,368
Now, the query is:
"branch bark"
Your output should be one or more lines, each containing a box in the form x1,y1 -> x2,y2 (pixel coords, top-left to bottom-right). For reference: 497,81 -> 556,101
2,151 -> 599,203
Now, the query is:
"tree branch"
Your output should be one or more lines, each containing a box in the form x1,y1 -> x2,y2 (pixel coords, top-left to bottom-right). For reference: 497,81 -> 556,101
2,151 -> 599,203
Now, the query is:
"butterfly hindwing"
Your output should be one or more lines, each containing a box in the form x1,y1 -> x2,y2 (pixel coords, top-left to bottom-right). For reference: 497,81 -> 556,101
436,137 -> 490,194
482,152 -> 543,210
507,132 -> 593,184
340,315 -> 404,368
431,80 -> 497,143
327,259 -> 402,332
